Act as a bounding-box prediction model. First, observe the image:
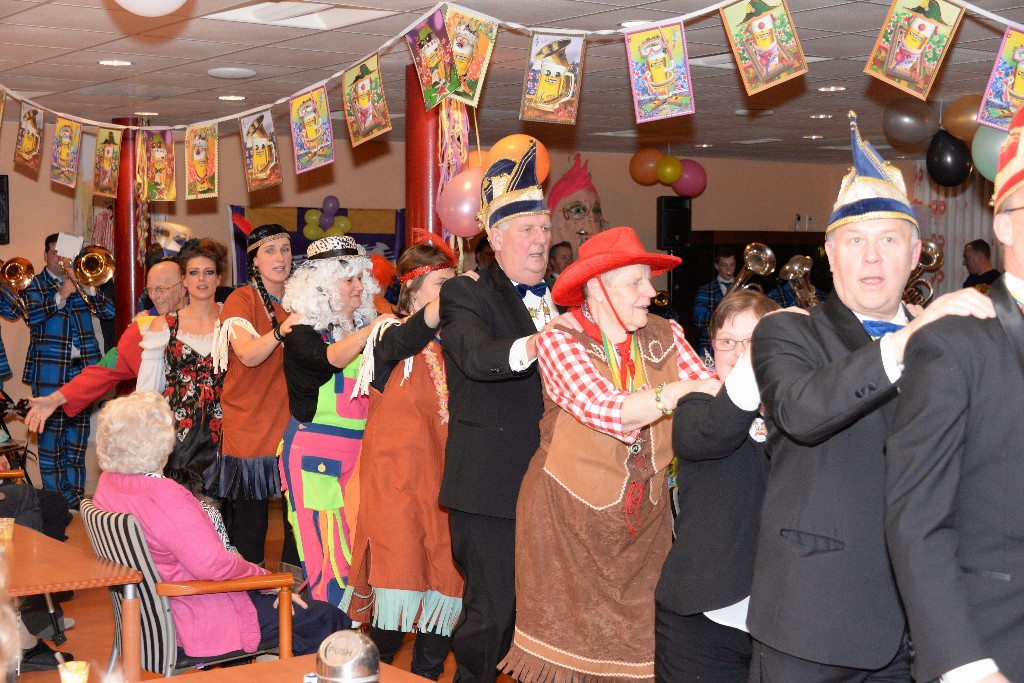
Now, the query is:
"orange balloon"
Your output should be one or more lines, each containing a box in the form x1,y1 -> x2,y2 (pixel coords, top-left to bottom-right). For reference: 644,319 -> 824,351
630,148 -> 664,186
464,149 -> 486,169
942,94 -> 984,144
484,135 -> 550,182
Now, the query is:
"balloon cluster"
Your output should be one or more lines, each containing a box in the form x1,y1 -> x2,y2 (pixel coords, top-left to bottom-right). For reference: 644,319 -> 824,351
628,148 -> 707,197
883,95 -> 1008,188
437,135 -> 551,237
303,194 -> 353,241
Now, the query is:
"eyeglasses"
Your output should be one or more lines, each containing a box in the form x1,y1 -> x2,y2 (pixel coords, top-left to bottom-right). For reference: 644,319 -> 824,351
711,337 -> 751,352
1002,206 -> 1024,216
562,202 -> 604,222
144,282 -> 182,297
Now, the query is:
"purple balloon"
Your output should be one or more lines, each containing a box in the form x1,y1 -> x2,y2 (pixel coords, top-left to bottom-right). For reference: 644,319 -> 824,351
322,194 -> 340,218
671,160 -> 707,198
319,213 -> 334,230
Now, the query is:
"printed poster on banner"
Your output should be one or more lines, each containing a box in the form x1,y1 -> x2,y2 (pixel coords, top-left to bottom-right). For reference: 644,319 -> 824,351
342,54 -> 392,147
720,0 -> 807,96
624,20 -> 694,123
864,0 -> 963,100
443,4 -> 498,107
0,92 -> 6,138
185,123 -> 218,200
290,86 -> 334,174
142,129 -> 175,201
49,117 -> 82,188
978,27 -> 1024,132
520,32 -> 586,125
239,109 -> 283,193
14,103 -> 44,173
94,128 -> 122,199
405,9 -> 460,110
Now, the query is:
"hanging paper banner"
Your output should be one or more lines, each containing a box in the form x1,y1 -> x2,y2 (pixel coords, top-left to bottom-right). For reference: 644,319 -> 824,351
239,109 -> 283,193
0,92 -> 6,138
49,117 -> 82,188
521,33 -> 586,125
443,4 -> 498,107
185,123 -> 218,200
978,27 -> 1024,132
14,103 -> 44,173
720,0 -> 807,96
864,0 -> 964,100
94,128 -> 122,199
290,86 -> 334,174
342,54 -> 392,147
142,129 -> 175,201
624,20 -> 694,123
405,9 -> 460,110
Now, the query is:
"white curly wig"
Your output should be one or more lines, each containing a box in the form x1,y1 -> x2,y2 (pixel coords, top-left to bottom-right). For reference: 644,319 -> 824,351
283,255 -> 379,339
96,391 -> 176,474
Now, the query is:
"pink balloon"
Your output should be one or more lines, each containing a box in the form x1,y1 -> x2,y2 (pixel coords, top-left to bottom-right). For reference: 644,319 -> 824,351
672,159 -> 707,197
438,168 -> 485,238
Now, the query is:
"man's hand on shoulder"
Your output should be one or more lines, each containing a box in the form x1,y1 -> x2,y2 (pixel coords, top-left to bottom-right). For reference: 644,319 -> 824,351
890,288 -> 995,363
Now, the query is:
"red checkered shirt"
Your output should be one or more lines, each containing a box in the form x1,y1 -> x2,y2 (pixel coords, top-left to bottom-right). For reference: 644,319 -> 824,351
537,320 -> 715,444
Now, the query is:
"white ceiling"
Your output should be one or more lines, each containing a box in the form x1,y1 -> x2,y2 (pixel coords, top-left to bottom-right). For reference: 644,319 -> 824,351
0,0 -> 1019,162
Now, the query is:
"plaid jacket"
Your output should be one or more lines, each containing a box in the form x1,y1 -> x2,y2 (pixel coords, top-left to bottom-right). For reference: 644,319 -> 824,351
692,277 -> 728,355
22,267 -> 114,386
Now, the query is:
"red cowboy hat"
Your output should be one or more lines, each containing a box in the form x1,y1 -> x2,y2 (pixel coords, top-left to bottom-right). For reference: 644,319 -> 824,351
552,226 -> 681,308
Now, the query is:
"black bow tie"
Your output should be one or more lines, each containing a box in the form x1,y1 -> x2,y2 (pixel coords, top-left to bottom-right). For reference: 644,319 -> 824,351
515,282 -> 549,298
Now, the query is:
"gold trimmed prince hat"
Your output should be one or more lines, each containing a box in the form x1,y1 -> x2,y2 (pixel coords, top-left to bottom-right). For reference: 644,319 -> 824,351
478,139 -> 549,232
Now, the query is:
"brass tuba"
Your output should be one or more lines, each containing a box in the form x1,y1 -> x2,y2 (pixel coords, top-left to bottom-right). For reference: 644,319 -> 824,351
0,257 -> 32,321
60,245 -> 115,314
725,243 -> 776,297
779,255 -> 819,309
653,290 -> 670,307
902,240 -> 943,306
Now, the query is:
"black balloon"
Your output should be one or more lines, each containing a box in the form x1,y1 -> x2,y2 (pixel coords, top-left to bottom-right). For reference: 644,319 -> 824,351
926,130 -> 973,187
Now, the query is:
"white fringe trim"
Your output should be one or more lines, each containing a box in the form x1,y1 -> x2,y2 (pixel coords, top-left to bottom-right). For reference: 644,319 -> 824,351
350,317 -> 408,398
212,316 -> 260,373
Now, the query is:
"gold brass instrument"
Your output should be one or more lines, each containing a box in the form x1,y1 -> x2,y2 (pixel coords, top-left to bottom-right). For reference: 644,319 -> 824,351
779,255 -> 819,309
902,239 -> 943,306
725,242 -> 776,297
0,257 -> 33,321
653,290 -> 670,307
60,245 -> 115,314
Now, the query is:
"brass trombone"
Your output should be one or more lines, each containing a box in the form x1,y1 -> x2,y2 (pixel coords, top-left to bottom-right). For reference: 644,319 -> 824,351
725,243 -> 776,297
59,245 -> 115,314
0,257 -> 33,321
902,240 -> 943,306
779,255 -> 819,309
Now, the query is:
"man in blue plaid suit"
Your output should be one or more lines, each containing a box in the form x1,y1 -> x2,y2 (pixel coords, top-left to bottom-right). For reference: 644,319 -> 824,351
692,247 -> 736,359
23,234 -> 114,507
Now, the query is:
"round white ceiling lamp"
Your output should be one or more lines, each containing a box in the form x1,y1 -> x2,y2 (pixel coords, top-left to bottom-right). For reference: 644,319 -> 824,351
208,67 -> 257,80
113,0 -> 188,17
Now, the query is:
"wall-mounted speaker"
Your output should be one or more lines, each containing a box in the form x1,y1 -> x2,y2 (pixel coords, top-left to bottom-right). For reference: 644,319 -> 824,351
656,196 -> 691,251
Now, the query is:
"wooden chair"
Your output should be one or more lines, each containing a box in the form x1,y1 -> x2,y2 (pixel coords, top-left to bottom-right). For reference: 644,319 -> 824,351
80,499 -> 294,677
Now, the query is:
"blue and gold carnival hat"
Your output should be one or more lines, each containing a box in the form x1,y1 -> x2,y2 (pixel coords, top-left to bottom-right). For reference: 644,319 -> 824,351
478,139 -> 548,232
826,111 -> 918,233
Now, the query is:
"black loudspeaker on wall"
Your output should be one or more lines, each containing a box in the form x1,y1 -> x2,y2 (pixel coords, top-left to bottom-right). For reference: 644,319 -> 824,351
656,196 -> 691,251
0,176 -> 9,246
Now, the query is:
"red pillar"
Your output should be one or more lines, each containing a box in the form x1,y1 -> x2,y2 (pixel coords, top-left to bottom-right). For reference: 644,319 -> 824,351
404,64 -> 441,243
112,117 -> 142,340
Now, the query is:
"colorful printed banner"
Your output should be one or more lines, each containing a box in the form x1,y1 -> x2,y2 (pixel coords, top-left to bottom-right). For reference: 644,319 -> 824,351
290,86 -> 334,174
624,20 -> 694,123
342,54 -> 392,147
444,4 -> 498,107
185,123 -> 218,200
0,92 -> 6,139
239,109 -> 282,192
94,128 -> 122,199
720,0 -> 807,96
142,129 -> 175,201
864,0 -> 964,100
14,103 -> 43,173
49,117 -> 82,188
521,32 -> 586,125
978,27 -> 1024,132
406,9 -> 460,110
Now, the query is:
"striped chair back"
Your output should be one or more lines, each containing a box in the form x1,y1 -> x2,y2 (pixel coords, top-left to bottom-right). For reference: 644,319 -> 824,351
80,499 -> 180,677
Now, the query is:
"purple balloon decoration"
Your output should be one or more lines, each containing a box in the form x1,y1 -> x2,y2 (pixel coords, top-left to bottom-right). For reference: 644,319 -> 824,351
321,194 -> 340,218
319,213 -> 334,230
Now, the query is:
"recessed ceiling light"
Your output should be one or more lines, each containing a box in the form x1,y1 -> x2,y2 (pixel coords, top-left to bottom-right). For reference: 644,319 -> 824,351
809,113 -> 833,119
817,85 -> 847,92
803,134 -> 824,140
735,108 -> 774,117
99,59 -> 132,66
134,111 -> 158,116
694,143 -> 714,148
219,95 -> 246,101
208,67 -> 257,79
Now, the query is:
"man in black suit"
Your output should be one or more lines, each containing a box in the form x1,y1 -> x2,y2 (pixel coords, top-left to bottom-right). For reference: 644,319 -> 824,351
748,112 -> 994,682
885,106 -> 1024,683
439,140 -> 565,683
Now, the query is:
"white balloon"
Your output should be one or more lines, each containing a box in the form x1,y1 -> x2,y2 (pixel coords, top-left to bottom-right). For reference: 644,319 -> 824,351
113,0 -> 188,17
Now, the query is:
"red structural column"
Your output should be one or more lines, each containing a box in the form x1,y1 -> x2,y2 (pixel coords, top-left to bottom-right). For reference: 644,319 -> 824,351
404,64 -> 441,242
112,117 -> 142,340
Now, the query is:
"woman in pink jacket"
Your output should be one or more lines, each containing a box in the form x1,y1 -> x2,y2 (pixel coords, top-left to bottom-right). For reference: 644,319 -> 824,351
92,391 -> 348,657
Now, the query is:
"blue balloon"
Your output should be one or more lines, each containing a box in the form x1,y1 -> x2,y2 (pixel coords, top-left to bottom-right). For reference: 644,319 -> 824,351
322,194 -> 340,218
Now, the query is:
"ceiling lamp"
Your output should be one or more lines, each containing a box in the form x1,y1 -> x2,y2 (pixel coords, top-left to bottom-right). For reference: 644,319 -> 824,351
113,0 -> 188,17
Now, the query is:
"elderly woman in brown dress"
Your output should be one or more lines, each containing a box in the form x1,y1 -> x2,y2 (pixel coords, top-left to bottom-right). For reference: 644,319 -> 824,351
499,227 -> 719,683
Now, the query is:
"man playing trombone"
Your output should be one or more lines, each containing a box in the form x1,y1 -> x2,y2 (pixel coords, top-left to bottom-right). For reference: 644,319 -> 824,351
22,233 -> 113,509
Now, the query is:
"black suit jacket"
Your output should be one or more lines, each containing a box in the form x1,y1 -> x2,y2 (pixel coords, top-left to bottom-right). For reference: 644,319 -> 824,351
656,388 -> 768,616
748,292 -> 906,669
886,277 -> 1024,682
438,261 -> 545,519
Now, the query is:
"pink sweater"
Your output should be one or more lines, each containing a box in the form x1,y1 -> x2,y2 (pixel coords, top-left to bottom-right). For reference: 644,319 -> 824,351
93,472 -> 267,657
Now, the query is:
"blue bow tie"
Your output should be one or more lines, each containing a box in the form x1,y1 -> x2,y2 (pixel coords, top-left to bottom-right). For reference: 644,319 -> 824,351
862,320 -> 905,339
515,282 -> 549,298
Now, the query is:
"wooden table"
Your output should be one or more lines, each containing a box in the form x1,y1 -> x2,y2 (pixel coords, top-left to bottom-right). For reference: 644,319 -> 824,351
3,526 -> 144,682
179,655 -> 428,682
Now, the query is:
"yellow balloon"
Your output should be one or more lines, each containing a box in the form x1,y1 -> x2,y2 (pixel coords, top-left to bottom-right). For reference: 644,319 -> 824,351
336,216 -> 353,233
303,224 -> 325,241
325,225 -> 346,237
